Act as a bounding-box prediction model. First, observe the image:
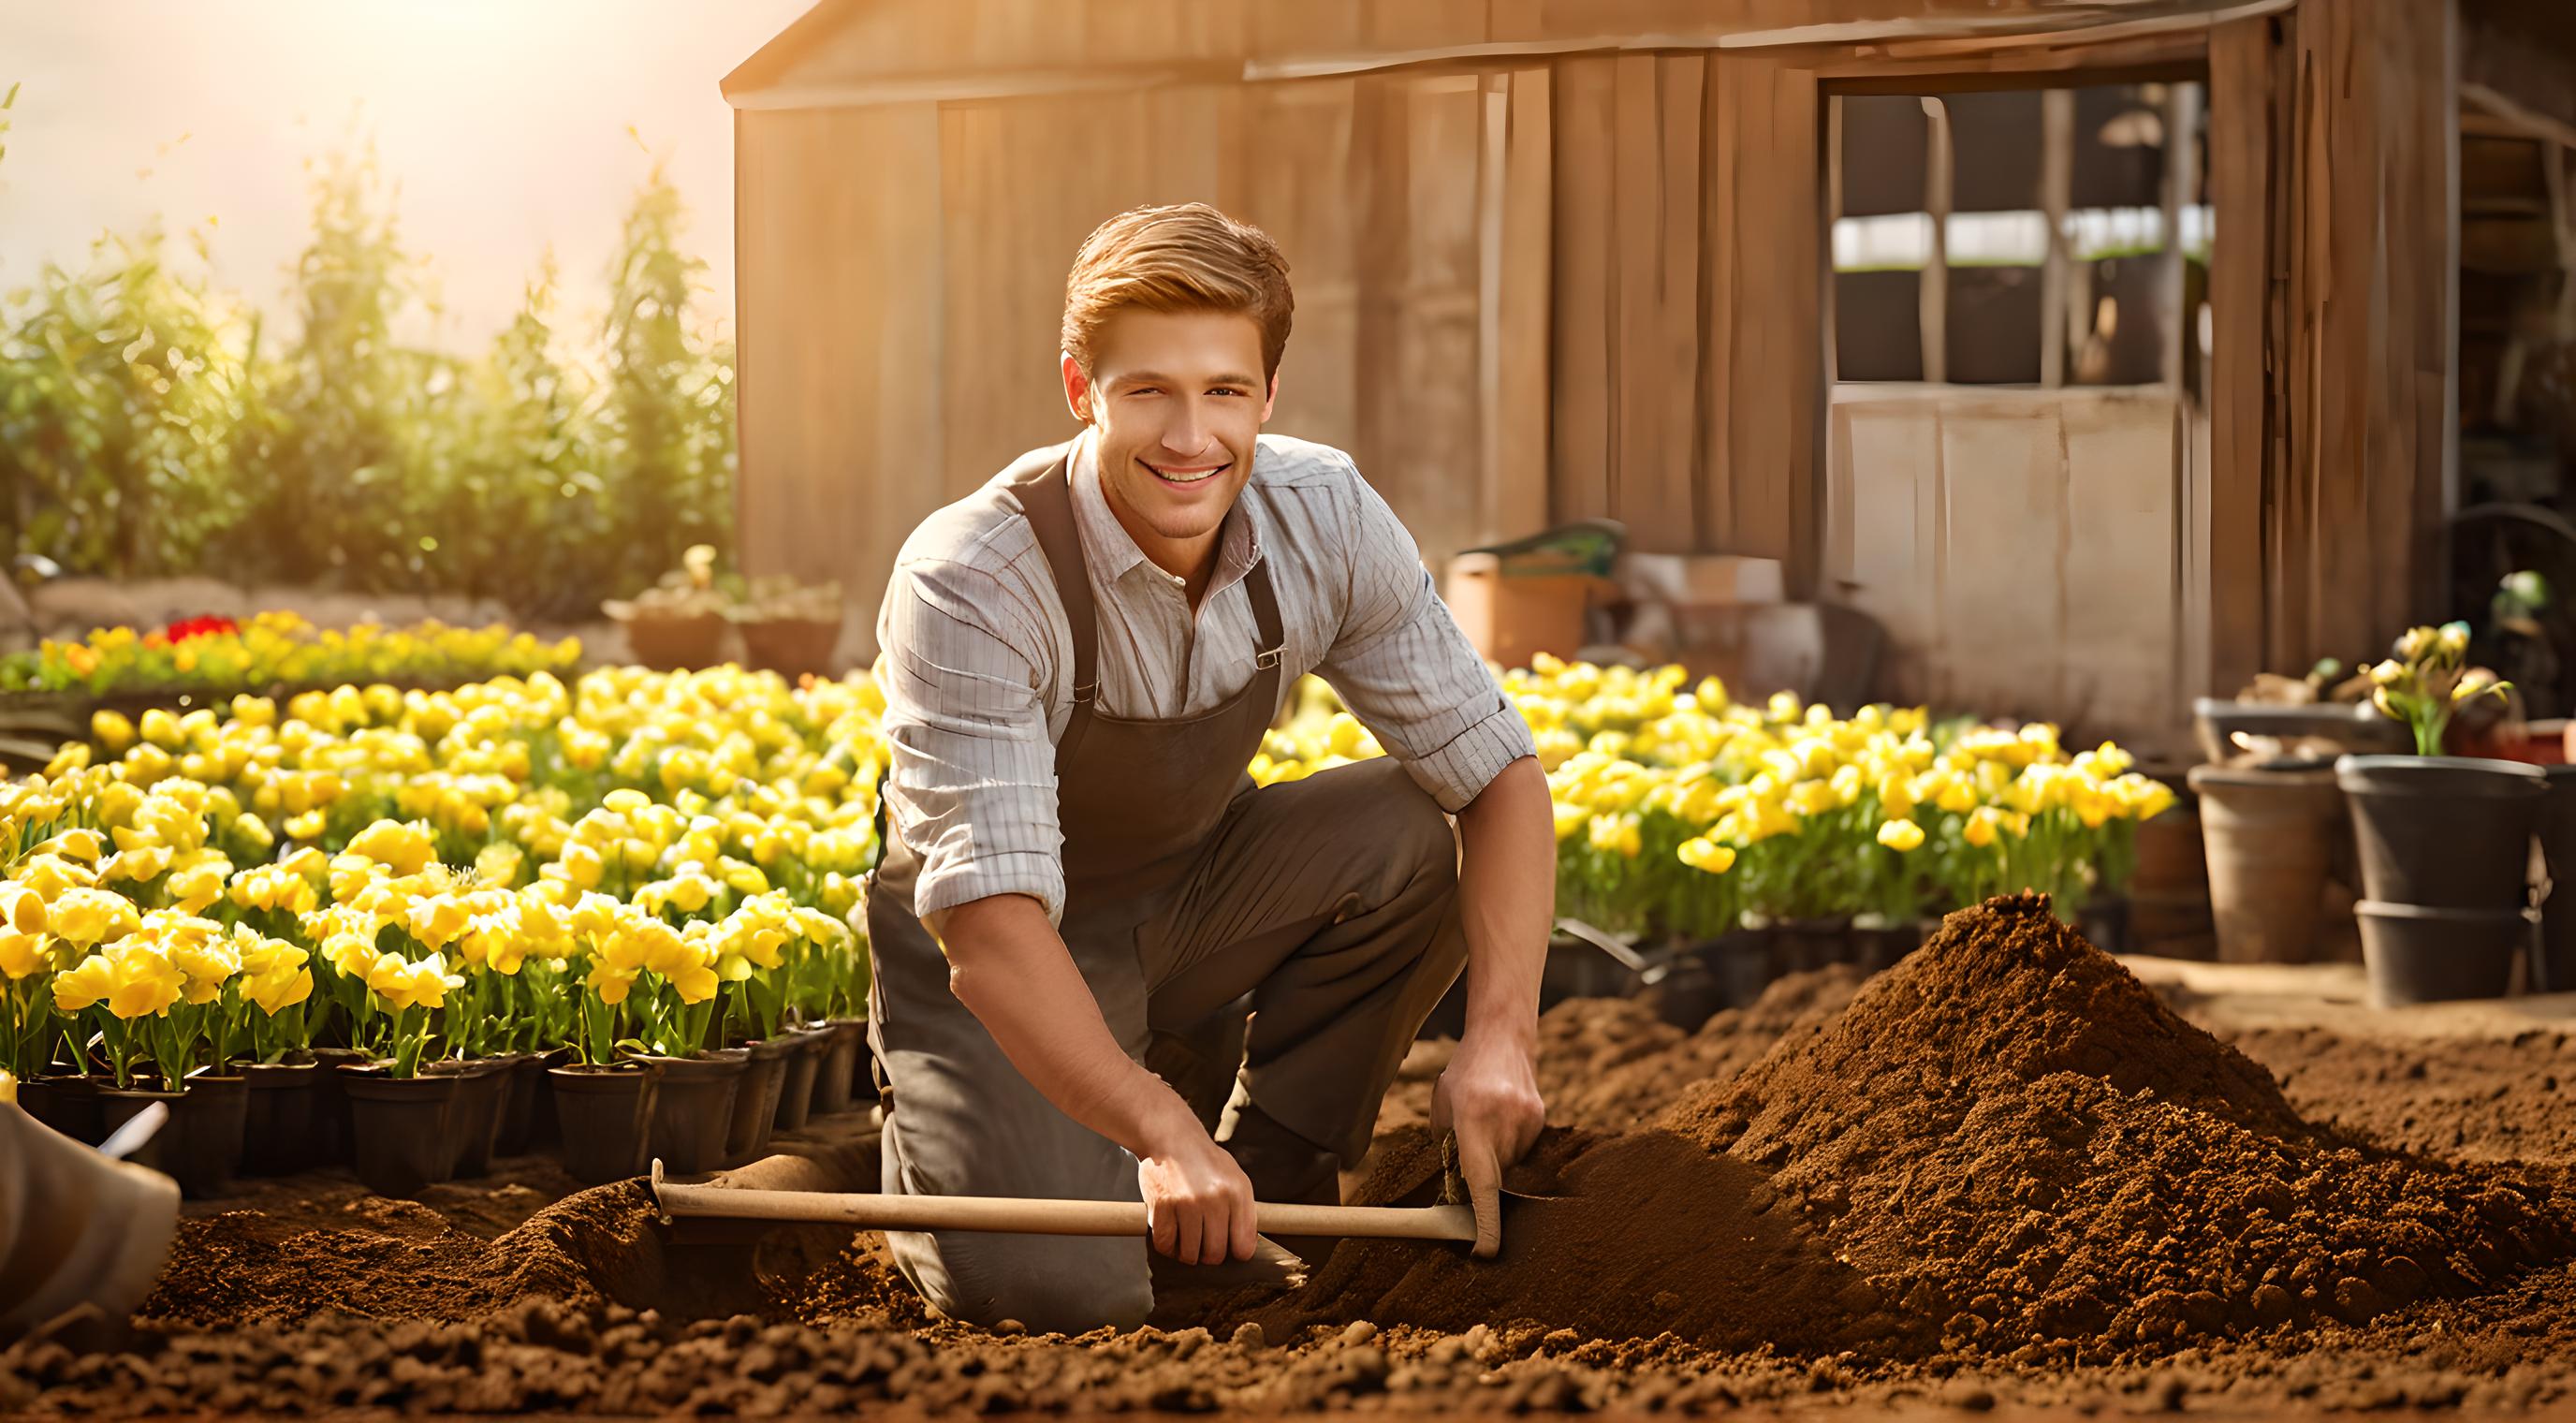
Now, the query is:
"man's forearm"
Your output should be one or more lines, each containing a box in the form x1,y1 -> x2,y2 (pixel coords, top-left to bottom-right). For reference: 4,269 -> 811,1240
928,894 -> 1198,1156
1452,754 -> 1552,1049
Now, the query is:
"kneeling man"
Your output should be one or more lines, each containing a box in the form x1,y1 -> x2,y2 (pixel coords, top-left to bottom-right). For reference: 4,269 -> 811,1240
867,202 -> 1552,1332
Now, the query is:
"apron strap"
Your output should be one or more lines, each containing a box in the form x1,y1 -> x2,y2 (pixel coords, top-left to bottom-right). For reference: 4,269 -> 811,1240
1242,553 -> 1288,718
1011,449 -> 1101,770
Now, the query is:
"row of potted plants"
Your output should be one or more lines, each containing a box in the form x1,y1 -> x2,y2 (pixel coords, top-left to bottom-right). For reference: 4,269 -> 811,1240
1258,660 -> 2172,961
4,661 -> 889,1195
2190,622 -> 2574,1001
604,545 -> 844,679
1,611 -> 584,699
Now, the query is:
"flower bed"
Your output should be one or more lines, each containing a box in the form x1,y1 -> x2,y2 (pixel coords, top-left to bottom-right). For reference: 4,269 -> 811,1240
0,611 -> 584,700
2,665 -> 881,1190
1256,657 -> 2174,946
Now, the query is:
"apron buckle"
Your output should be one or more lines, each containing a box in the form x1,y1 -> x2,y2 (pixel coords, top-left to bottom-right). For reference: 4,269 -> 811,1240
1253,646 -> 1283,670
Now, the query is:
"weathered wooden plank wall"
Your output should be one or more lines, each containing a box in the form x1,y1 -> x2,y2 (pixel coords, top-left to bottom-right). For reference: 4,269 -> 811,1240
1826,387 -> 2188,738
2203,1 -> 2458,684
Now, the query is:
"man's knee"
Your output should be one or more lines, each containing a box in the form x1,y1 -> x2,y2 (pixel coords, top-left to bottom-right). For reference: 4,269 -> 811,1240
1343,760 -> 1457,894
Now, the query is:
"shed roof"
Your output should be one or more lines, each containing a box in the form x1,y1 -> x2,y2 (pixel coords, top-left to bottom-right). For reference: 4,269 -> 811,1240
721,0 -> 2297,110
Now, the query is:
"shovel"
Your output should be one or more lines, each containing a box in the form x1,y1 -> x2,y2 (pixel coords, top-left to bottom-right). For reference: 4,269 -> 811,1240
650,1157 -> 1540,1250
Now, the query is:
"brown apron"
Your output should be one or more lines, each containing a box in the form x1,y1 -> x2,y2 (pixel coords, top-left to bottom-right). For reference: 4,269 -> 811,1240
865,445 -> 1467,1333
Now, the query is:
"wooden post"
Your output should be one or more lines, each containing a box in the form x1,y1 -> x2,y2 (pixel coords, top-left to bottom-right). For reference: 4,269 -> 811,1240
2159,81 -> 2203,391
1921,96 -> 1952,385
2040,88 -> 2075,389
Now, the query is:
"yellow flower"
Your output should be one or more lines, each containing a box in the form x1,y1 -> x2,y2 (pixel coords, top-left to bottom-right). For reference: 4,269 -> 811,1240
52,939 -> 186,1020
474,843 -> 526,888
92,710 -> 138,754
1964,806 -> 2001,849
48,888 -> 141,946
368,951 -> 463,1013
405,894 -> 473,951
346,818 -> 436,876
0,882 -> 46,936
1677,838 -> 1736,874
0,930 -> 50,980
285,808 -> 329,841
1877,817 -> 1925,853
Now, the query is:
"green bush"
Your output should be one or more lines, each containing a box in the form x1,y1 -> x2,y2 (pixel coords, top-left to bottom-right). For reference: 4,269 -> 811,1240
0,120 -> 736,620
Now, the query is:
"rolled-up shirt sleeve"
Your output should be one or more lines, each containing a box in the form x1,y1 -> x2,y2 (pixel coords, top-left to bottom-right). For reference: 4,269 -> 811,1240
1316,463 -> 1538,813
875,556 -> 1068,928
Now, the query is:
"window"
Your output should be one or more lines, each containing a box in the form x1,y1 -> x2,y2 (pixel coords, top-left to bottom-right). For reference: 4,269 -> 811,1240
1829,82 -> 2212,389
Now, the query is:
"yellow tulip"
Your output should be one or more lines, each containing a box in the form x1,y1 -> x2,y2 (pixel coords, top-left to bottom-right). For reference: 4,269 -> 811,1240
48,888 -> 141,946
52,939 -> 186,1020
0,930 -> 49,980
0,883 -> 46,936
1677,838 -> 1737,874
1877,817 -> 1925,853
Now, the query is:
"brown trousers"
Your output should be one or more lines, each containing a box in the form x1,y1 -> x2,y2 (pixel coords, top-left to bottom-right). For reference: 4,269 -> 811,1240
867,758 -> 1467,1333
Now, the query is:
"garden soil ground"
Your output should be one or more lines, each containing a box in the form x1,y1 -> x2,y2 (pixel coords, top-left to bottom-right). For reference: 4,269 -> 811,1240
10,893 -> 2576,1417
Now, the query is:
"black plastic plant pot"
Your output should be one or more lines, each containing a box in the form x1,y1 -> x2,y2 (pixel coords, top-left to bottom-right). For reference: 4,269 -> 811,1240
1777,917 -> 1853,974
428,1058 -> 513,1180
339,1066 -> 460,1197
1706,922 -> 1782,1008
98,1073 -> 247,1200
771,1027 -> 828,1134
241,1059 -> 324,1176
18,1075 -> 109,1145
811,1020 -> 865,1116
1852,917 -> 1938,975
548,1062 -> 661,1185
2335,755 -> 2547,910
645,1049 -> 746,1177
726,1037 -> 798,1165
309,1047 -> 373,1168
492,1052 -> 549,1158
2356,900 -> 2534,1006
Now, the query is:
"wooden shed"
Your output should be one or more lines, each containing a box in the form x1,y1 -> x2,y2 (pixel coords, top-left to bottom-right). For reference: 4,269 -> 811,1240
723,0 -> 2576,753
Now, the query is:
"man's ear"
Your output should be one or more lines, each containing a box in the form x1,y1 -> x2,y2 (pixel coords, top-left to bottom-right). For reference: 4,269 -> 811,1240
1259,371 -> 1279,424
1061,352 -> 1093,424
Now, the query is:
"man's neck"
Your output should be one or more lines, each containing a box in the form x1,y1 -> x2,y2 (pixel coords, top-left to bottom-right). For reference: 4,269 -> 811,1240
1101,478 -> 1222,608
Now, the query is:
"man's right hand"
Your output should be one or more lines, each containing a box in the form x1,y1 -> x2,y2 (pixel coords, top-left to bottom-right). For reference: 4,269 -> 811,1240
1135,1108 -> 1258,1266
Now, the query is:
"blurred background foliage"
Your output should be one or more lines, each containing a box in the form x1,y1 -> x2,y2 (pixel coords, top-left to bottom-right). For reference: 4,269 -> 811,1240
0,114 -> 737,621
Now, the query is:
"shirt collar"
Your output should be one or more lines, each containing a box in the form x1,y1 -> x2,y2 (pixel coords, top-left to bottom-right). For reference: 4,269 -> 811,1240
1068,429 -> 1264,597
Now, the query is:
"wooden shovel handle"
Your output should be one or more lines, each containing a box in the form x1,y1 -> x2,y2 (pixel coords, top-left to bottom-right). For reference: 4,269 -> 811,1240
651,1164 -> 1475,1242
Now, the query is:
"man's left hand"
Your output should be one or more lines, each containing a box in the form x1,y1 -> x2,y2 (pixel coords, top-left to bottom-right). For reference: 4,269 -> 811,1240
1429,1031 -> 1545,1257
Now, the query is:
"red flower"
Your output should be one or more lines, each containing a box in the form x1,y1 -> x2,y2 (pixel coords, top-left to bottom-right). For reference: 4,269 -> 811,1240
158,614 -> 241,644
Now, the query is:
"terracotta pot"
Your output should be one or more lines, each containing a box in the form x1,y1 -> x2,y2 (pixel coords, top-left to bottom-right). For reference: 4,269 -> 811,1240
736,615 -> 843,681
98,1072 -> 247,1200
2336,756 -> 2546,911
339,1066 -> 459,1197
2356,901 -> 2534,1006
2189,765 -> 2347,964
548,1063 -> 661,1185
616,611 -> 729,672
17,1075 -> 109,1145
241,1059 -> 324,1176
811,1019 -> 866,1117
771,1026 -> 830,1134
644,1049 -> 745,1176
727,1037 -> 798,1165
427,1058 -> 513,1180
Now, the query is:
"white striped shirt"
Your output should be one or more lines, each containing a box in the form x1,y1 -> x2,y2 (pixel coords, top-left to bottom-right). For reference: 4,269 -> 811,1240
874,429 -> 1537,925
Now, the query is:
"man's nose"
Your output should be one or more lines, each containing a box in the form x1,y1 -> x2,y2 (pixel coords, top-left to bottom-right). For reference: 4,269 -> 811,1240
1162,399 -> 1214,455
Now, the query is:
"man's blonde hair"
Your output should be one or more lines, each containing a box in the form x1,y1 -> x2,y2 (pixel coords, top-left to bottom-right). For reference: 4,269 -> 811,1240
1061,203 -> 1295,381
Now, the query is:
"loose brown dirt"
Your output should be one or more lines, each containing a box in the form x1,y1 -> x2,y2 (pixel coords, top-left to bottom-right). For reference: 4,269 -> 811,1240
10,894 -> 2576,1417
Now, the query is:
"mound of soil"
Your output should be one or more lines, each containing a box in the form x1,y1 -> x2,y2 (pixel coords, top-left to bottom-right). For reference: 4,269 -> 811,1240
1665,893 -> 2575,1363
140,1181 -> 852,1328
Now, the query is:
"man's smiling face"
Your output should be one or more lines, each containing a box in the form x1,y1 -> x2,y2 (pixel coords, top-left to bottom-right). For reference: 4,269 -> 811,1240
1063,307 -> 1277,579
